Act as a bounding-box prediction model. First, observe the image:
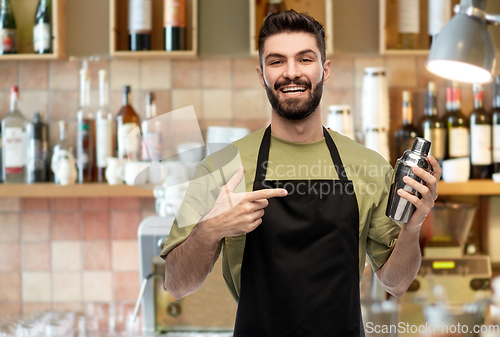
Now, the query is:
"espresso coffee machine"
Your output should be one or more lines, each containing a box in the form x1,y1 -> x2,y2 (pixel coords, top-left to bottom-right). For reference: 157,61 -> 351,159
137,215 -> 237,336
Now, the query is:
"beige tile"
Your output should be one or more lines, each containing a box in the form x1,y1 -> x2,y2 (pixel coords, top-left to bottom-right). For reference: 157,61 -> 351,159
112,211 -> 141,240
112,241 -> 139,271
0,243 -> 20,272
53,272 -> 82,302
0,90 -> 10,120
0,303 -> 22,316
114,271 -> 140,301
52,241 -> 82,271
234,89 -> 268,120
110,60 -> 140,90
83,212 -> 111,240
49,61 -> 79,90
22,272 -> 52,302
202,59 -> 232,88
22,198 -> 50,210
84,241 -> 111,270
0,213 -> 20,242
52,198 -> 80,210
141,197 -> 156,210
83,271 -> 113,301
22,212 -> 50,242
321,88 -> 355,120
354,57 -> 385,89
141,59 -> 172,90
327,57 -> 354,89
52,212 -> 81,240
50,90 -> 79,119
171,89 -> 202,118
142,209 -> 156,219
112,197 -> 141,211
385,56 -> 417,88
22,242 -> 51,271
0,273 -> 21,302
152,90 -> 172,116
0,198 -> 20,212
81,198 -> 110,211
23,303 -> 52,315
20,61 -> 49,90
20,91 -> 50,121
171,60 -> 202,89
53,302 -> 83,312
0,61 -> 18,90
89,60 -> 110,90
233,58 -> 261,89
202,89 -> 232,120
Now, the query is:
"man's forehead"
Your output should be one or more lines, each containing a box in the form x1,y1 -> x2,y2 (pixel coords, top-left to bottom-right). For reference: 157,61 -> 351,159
262,32 -> 320,58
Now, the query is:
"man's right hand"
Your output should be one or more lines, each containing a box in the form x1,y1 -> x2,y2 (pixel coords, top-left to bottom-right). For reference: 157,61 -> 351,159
200,165 -> 287,240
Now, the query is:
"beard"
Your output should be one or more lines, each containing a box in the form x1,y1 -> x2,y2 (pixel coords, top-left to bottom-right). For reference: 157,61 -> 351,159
265,76 -> 324,121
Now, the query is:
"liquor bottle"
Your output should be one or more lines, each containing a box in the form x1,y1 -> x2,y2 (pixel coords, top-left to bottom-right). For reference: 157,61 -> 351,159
129,0 -> 152,51
0,0 -> 17,54
444,83 -> 469,159
33,0 -> 51,54
428,0 -> 451,47
26,112 -> 48,183
141,92 -> 163,162
470,84 -> 492,179
265,0 -> 286,17
492,75 -> 500,174
52,121 -> 74,183
76,66 -> 96,183
96,69 -> 113,183
116,86 -> 141,161
395,91 -> 419,156
397,0 -> 419,49
164,0 -> 186,51
1,86 -> 27,183
421,82 -> 446,166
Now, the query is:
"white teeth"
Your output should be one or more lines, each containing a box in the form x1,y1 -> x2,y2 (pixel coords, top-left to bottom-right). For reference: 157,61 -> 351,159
282,86 -> 306,93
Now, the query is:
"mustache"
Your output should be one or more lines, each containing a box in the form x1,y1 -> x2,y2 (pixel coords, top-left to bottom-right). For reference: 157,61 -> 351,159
274,78 -> 312,91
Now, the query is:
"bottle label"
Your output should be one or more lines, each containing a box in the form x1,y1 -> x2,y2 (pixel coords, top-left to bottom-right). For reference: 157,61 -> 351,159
96,119 -> 112,168
494,124 -> 500,163
118,123 -> 140,160
0,29 -> 16,53
128,0 -> 152,33
398,0 -> 420,34
33,23 -> 51,52
449,127 -> 469,158
29,139 -> 48,170
423,127 -> 445,160
77,122 -> 91,168
164,0 -> 186,28
428,0 -> 451,36
142,130 -> 162,162
4,128 -> 24,173
471,124 -> 492,165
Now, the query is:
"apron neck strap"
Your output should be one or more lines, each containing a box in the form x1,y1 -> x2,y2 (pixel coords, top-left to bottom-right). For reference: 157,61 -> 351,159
254,125 -> 349,182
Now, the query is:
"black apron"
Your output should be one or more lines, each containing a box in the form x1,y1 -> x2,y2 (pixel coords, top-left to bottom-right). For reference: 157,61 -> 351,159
233,126 -> 364,337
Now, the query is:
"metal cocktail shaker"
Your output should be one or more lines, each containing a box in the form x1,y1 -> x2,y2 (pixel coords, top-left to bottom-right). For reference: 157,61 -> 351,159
386,137 -> 431,223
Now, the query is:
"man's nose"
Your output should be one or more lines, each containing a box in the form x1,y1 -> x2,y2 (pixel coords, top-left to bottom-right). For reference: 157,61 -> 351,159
284,61 -> 301,80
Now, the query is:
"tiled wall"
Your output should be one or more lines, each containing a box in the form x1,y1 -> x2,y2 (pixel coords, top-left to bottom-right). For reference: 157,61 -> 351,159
0,196 -> 156,316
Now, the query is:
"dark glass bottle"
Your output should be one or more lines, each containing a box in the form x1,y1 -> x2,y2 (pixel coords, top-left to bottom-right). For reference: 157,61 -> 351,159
470,84 -> 492,179
421,81 -> 445,167
116,86 -> 141,161
0,0 -> 17,54
444,83 -> 469,159
33,0 -> 52,54
129,0 -> 152,51
492,75 -> 500,174
395,90 -> 419,156
164,0 -> 186,51
26,112 -> 49,183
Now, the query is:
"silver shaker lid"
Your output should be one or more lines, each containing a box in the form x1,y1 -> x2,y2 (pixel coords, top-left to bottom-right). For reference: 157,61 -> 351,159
411,137 -> 431,156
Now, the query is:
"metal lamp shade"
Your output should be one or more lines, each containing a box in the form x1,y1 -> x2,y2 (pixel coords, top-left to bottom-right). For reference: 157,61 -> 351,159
425,13 -> 495,84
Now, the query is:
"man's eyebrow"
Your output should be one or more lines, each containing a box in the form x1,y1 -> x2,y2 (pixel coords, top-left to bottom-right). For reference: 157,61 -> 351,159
265,49 -> 317,62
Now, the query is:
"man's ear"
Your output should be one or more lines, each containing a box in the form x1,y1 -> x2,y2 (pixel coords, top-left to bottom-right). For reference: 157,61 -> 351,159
256,66 -> 266,88
322,59 -> 331,85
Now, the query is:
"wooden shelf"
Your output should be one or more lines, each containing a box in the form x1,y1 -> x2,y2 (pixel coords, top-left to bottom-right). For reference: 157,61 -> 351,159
437,180 -> 500,196
110,50 -> 196,59
0,183 -> 154,198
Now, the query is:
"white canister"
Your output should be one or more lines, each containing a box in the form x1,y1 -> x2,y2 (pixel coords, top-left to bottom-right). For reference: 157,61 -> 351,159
364,129 -> 390,163
361,67 -> 389,132
327,105 -> 355,140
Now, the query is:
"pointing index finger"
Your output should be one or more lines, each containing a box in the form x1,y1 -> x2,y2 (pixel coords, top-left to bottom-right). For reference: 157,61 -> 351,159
248,188 -> 288,201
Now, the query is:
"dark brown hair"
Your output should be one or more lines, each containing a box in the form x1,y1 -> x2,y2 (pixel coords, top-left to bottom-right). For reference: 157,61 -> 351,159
258,9 -> 326,67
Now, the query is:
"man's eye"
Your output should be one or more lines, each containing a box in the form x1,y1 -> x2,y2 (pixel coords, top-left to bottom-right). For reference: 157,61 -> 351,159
301,59 -> 312,62
270,60 -> 282,65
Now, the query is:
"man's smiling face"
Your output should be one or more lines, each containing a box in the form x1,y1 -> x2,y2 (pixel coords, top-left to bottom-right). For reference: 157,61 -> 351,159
258,32 -> 330,121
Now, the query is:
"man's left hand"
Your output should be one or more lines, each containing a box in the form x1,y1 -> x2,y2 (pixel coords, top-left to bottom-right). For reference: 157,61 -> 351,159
396,155 -> 442,229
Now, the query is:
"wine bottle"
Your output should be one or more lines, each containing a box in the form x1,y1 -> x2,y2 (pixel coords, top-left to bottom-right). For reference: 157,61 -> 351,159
492,75 -> 500,174
76,66 -> 96,183
470,84 -> 492,179
421,81 -> 445,166
444,83 -> 469,159
141,92 -> 163,162
96,69 -> 113,183
33,0 -> 52,54
265,0 -> 286,17
129,0 -> 152,51
116,86 -> 141,161
1,86 -> 27,183
52,121 -> 73,184
395,91 -> 419,156
26,112 -> 48,183
164,0 -> 186,51
397,0 -> 420,49
0,0 -> 17,54
428,0 -> 451,47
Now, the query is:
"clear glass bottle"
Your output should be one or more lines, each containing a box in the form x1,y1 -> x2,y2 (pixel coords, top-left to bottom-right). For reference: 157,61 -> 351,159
1,86 -> 27,183
141,92 -> 163,162
96,69 -> 113,183
116,85 -> 141,161
76,64 -> 96,183
420,81 -> 445,166
52,121 -> 73,183
395,90 -> 419,156
470,84 -> 492,179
